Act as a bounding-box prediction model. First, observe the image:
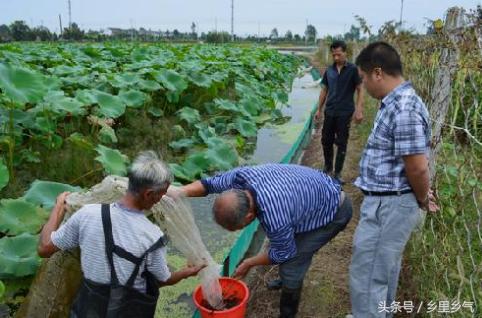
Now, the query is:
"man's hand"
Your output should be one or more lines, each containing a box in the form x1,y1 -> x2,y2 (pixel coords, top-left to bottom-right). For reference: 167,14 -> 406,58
315,109 -> 322,121
233,259 -> 253,280
55,192 -> 70,217
426,189 -> 439,213
184,264 -> 206,278
353,109 -> 363,124
166,185 -> 186,200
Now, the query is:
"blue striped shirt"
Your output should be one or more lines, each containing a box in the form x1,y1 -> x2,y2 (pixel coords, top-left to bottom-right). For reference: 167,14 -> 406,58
201,164 -> 341,264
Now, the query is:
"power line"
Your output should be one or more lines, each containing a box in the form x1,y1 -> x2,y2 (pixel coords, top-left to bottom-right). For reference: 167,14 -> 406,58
231,0 -> 234,40
68,0 -> 72,28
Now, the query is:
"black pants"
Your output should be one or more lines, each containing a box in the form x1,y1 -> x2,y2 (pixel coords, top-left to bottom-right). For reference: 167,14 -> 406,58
321,113 -> 352,175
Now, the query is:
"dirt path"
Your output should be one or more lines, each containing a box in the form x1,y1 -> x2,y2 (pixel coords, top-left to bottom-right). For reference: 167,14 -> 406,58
246,115 -> 369,318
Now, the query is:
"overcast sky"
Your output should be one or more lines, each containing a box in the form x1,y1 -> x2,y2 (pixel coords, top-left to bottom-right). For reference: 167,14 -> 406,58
1,0 -> 480,36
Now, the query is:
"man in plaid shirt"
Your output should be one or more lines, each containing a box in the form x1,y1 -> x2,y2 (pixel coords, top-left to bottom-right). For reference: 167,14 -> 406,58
348,42 -> 438,318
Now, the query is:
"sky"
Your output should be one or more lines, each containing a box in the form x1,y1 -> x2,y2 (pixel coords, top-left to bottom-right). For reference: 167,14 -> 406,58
1,0 -> 480,37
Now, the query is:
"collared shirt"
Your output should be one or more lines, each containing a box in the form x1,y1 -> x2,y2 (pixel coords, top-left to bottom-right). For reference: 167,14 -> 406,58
321,61 -> 362,116
201,164 -> 341,264
354,81 -> 431,192
51,203 -> 171,292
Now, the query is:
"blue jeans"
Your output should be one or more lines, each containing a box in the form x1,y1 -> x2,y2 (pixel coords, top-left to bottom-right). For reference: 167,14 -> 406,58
279,195 -> 353,289
349,193 -> 422,318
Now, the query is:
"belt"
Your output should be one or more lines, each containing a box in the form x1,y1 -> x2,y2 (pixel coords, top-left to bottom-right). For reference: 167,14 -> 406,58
361,189 -> 412,196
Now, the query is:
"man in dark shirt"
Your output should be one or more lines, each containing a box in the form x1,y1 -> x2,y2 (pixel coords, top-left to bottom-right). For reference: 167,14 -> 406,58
315,40 -> 364,183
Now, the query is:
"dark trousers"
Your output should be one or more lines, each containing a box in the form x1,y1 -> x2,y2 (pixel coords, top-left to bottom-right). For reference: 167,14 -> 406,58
278,196 -> 353,318
321,113 -> 352,175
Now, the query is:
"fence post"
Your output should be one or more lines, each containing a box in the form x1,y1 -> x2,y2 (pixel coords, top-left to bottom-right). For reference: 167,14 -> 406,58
428,7 -> 465,182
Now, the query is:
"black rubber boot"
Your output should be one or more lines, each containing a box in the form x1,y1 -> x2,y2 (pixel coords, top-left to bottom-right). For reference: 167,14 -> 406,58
334,149 -> 346,179
266,279 -> 283,290
322,145 -> 334,175
279,287 -> 302,318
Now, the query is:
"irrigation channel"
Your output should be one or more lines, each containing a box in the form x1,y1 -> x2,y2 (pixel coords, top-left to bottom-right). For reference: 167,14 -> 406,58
17,59 -> 321,318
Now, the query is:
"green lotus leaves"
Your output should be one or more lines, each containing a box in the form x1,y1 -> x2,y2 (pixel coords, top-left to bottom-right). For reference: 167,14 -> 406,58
0,63 -> 48,104
0,199 -> 49,235
177,107 -> 201,125
99,126 -> 118,144
23,180 -> 81,210
138,79 -> 161,92
119,89 -> 146,108
195,123 -> 217,143
233,118 -> 258,137
187,73 -> 213,88
51,96 -> 86,116
147,107 -> 163,117
169,138 -> 196,151
0,233 -> 41,278
67,133 -> 94,151
214,99 -> 238,112
93,91 -> 126,119
205,137 -> 239,171
153,69 -> 188,94
170,151 -> 212,182
111,73 -> 141,89
95,145 -> 129,176
0,160 -> 8,191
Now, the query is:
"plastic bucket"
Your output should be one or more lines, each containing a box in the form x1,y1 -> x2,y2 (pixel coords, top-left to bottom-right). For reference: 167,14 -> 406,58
193,277 -> 249,318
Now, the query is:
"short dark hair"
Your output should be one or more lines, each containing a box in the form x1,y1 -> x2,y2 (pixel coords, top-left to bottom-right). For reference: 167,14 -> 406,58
355,41 -> 403,76
330,40 -> 347,52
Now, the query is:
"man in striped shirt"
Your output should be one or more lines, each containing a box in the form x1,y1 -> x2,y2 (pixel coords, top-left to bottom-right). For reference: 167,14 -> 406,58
174,163 -> 353,318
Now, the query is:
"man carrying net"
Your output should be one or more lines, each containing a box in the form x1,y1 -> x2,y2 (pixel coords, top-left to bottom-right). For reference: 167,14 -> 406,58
170,163 -> 353,318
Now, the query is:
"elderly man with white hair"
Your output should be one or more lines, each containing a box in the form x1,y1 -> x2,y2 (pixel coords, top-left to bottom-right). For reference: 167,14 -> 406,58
38,151 -> 204,318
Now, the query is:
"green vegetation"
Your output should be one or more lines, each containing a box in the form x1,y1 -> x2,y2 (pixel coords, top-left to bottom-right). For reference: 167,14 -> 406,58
0,42 -> 302,314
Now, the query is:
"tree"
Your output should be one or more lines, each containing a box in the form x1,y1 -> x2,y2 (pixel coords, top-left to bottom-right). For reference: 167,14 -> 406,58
31,26 -> 52,41
285,30 -> 293,41
294,34 -> 301,42
354,15 -> 373,40
191,22 -> 197,40
63,22 -> 84,41
10,20 -> 32,41
172,29 -> 180,39
304,24 -> 317,43
206,31 -> 231,43
343,25 -> 360,41
0,24 -> 12,42
270,28 -> 279,39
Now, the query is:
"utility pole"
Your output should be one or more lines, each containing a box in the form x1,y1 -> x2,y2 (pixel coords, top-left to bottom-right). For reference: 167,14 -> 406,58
399,0 -> 404,30
231,0 -> 234,41
59,14 -> 63,36
68,0 -> 72,28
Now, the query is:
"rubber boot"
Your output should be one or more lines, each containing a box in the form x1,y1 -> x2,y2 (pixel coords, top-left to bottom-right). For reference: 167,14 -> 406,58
334,150 -> 346,184
279,287 -> 302,318
322,145 -> 334,175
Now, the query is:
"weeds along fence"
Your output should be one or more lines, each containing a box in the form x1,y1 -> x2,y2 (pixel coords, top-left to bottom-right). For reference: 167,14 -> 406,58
392,8 -> 481,316
317,6 -> 481,315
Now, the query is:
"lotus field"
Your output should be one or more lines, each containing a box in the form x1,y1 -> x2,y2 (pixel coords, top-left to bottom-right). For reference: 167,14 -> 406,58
0,43 -> 302,304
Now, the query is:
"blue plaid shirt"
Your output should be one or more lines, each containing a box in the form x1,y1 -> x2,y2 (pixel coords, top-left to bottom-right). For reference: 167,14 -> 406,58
201,164 -> 341,264
354,81 -> 431,192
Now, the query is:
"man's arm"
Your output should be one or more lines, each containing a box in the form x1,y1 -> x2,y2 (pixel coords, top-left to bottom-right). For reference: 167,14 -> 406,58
403,154 -> 429,207
158,265 -> 205,287
315,86 -> 328,120
167,169 -> 240,199
353,83 -> 364,123
38,192 -> 69,258
233,252 -> 271,279
181,181 -> 207,197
